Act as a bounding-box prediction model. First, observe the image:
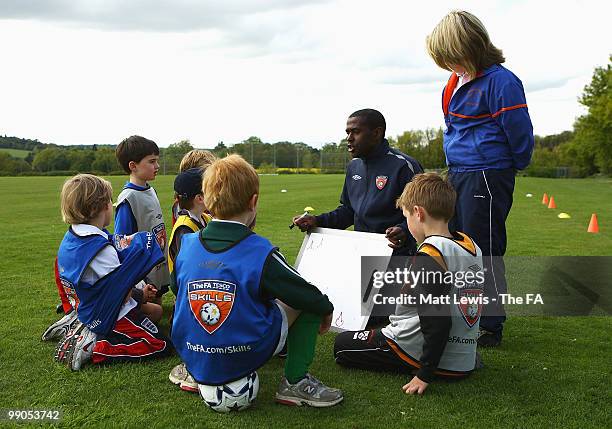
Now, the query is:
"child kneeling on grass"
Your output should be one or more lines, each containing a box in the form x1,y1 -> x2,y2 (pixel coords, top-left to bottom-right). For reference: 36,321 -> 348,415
48,174 -> 171,370
334,173 -> 484,395
171,154 -> 343,407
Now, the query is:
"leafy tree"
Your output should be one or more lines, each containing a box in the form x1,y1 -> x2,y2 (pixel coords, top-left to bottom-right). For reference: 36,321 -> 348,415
534,131 -> 574,149
389,128 -> 445,169
14,158 -> 31,174
320,141 -> 349,171
241,136 -> 263,166
91,148 -> 119,173
31,148 -> 54,172
166,139 -> 194,157
213,141 -> 228,157
69,150 -> 95,172
0,152 -> 16,174
570,56 -> 611,174
0,135 -> 45,151
162,140 -> 195,172
0,153 -> 30,174
32,148 -> 70,172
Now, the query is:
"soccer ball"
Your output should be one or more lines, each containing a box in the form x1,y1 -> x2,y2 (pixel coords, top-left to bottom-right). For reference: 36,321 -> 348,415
200,302 -> 221,326
198,372 -> 260,413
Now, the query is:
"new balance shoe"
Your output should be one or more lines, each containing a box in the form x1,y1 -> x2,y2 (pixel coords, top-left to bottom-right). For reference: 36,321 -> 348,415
275,374 -> 343,407
42,310 -> 79,341
169,363 -> 198,393
63,323 -> 97,371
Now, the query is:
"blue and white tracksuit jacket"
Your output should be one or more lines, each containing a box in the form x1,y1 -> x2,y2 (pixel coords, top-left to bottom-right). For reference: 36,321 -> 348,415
441,64 -> 534,335
442,64 -> 534,172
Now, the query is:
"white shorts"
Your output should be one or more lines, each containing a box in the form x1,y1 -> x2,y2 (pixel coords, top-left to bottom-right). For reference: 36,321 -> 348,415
273,301 -> 289,356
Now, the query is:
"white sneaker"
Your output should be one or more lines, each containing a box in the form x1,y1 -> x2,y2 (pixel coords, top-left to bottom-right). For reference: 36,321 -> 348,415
42,310 -> 79,341
54,320 -> 82,363
64,323 -> 97,371
169,363 -> 198,393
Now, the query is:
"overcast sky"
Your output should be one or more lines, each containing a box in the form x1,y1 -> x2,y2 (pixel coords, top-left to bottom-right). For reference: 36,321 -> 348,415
1,0 -> 610,148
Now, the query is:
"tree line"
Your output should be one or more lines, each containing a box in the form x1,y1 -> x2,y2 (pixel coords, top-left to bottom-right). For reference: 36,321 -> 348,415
1,57 -> 609,177
0,131 -> 448,175
527,57 -> 610,177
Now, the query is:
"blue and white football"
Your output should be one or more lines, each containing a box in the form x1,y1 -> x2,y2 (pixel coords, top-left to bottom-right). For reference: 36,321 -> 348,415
198,371 -> 260,413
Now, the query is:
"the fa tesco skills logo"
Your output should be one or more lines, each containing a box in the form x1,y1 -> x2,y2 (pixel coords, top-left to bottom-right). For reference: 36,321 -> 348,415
188,280 -> 236,334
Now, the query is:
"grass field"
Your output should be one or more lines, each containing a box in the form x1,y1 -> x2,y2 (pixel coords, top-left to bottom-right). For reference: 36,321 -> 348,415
0,148 -> 30,159
0,175 -> 610,428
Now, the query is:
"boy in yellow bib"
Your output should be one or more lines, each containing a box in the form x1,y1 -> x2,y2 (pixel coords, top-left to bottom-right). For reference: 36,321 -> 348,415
168,168 -> 212,279
168,168 -> 211,392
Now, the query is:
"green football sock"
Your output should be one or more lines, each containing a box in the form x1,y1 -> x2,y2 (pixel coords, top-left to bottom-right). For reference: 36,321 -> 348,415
284,312 -> 321,384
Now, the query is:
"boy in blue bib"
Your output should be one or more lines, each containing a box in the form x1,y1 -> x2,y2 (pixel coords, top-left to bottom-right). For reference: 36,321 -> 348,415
172,155 -> 343,407
49,174 -> 171,371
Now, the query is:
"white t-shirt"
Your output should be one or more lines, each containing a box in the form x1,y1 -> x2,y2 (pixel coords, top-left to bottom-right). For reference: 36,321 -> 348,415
452,72 -> 473,98
72,224 -> 139,320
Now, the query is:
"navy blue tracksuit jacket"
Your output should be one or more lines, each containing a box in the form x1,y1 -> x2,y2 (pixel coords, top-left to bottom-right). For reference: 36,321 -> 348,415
315,139 -> 423,255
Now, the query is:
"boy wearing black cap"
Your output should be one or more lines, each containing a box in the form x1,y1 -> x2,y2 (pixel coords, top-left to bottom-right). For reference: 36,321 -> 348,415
168,168 -> 212,281
168,167 -> 211,393
171,150 -> 217,225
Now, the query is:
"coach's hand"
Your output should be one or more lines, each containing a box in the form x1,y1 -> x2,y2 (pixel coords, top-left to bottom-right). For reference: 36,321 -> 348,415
402,376 -> 429,395
385,226 -> 407,249
292,214 -> 317,232
319,313 -> 332,334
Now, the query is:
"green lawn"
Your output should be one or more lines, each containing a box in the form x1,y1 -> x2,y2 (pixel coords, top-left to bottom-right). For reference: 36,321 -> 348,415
0,148 -> 30,159
0,175 -> 610,428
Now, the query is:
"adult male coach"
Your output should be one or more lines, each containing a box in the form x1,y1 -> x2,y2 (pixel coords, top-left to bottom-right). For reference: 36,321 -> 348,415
293,108 -> 423,255
292,109 -> 423,323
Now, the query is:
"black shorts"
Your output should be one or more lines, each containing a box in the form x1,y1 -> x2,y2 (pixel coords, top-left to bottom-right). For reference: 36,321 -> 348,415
334,329 -> 471,380
334,329 -> 417,374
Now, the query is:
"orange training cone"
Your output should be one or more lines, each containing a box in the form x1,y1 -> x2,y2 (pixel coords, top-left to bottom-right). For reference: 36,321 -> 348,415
587,213 -> 599,233
547,196 -> 556,209
542,193 -> 549,204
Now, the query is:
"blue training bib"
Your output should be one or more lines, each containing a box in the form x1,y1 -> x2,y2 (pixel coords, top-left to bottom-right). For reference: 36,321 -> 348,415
172,232 -> 282,385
